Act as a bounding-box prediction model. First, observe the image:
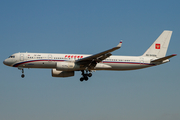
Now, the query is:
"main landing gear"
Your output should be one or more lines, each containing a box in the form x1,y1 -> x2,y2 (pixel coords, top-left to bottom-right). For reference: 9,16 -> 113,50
80,70 -> 92,82
18,68 -> 25,78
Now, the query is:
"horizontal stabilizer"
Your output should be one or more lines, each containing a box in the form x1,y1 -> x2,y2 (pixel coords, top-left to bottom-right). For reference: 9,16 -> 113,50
151,54 -> 177,62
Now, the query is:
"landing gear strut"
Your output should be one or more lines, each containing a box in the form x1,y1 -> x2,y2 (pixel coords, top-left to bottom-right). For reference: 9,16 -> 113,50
80,70 -> 92,82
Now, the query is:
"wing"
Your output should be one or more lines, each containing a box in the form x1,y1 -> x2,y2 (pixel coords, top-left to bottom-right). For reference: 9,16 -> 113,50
75,41 -> 122,69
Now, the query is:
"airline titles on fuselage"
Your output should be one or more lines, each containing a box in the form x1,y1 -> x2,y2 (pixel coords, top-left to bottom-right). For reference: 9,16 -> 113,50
65,55 -> 83,59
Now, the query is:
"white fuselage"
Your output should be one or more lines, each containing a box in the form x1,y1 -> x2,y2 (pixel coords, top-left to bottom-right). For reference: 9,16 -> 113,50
3,52 -> 158,71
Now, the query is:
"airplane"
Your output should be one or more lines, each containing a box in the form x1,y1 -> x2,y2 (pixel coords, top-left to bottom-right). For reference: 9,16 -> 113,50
3,30 -> 176,82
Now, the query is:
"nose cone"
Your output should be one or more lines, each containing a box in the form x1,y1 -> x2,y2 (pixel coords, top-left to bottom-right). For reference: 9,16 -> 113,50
3,59 -> 8,65
3,59 -> 12,66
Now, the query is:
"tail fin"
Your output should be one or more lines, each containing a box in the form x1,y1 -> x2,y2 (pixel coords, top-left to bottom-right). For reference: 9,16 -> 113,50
142,30 -> 173,58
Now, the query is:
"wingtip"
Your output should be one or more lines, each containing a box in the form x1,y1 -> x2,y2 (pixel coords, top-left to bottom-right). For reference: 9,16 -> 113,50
116,40 -> 123,47
172,54 -> 177,56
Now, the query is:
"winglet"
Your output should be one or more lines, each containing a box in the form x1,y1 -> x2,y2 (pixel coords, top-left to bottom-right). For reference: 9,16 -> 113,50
172,54 -> 177,56
117,40 -> 123,48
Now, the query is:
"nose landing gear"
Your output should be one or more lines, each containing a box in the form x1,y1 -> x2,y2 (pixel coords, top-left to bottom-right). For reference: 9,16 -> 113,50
21,69 -> 25,78
18,68 -> 25,78
80,70 -> 92,82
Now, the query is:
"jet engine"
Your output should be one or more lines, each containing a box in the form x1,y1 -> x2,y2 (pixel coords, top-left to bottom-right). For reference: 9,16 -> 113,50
51,69 -> 74,77
56,62 -> 80,71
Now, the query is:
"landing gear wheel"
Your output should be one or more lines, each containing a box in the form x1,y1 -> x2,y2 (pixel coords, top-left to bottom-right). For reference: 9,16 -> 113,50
84,76 -> 88,81
21,74 -> 25,78
88,73 -> 92,77
80,77 -> 84,82
80,70 -> 93,82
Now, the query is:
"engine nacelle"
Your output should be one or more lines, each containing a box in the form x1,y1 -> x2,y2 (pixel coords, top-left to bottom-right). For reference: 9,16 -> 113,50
56,62 -> 80,71
52,69 -> 74,77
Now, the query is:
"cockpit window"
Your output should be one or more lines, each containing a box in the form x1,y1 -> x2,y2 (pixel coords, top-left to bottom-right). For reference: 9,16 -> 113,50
9,56 -> 15,58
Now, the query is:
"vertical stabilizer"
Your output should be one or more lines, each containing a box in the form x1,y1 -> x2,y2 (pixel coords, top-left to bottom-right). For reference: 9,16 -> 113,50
142,30 -> 172,58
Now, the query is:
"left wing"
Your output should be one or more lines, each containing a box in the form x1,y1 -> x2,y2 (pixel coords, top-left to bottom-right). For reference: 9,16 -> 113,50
75,41 -> 122,68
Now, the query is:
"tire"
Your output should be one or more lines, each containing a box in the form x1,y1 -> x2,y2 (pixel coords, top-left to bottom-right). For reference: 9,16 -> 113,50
84,76 -> 88,81
21,74 -> 25,78
80,77 -> 84,82
88,73 -> 92,77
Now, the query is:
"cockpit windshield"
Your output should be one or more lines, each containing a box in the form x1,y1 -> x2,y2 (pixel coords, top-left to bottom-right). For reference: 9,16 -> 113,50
9,55 -> 15,58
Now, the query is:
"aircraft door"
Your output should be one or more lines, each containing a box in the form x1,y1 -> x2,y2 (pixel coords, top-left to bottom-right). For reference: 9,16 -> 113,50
20,54 -> 24,61
48,55 -> 52,62
140,57 -> 144,64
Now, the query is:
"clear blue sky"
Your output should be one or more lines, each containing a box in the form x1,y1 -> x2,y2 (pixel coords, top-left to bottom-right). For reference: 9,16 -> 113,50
0,0 -> 180,120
